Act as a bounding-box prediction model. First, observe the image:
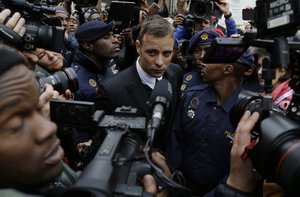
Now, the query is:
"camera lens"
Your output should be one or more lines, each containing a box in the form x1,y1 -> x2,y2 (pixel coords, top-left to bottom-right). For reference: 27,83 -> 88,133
252,113 -> 300,196
39,67 -> 79,94
230,90 -> 300,195
229,91 -> 263,128
184,16 -> 195,29
24,24 -> 64,53
193,2 -> 209,18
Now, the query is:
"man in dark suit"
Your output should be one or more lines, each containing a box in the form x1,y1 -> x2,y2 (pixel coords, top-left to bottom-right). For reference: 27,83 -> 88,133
96,16 -> 183,150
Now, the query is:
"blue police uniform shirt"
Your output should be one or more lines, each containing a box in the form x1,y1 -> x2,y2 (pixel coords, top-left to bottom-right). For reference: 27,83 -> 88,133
71,50 -> 114,101
181,70 -> 263,96
166,83 -> 243,194
180,70 -> 205,97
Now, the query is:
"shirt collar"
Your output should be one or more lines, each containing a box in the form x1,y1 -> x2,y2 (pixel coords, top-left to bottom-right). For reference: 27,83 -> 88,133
136,57 -> 162,89
204,84 -> 244,113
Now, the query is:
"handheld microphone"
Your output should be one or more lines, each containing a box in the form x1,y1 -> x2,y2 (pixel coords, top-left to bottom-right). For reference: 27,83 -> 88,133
147,79 -> 172,144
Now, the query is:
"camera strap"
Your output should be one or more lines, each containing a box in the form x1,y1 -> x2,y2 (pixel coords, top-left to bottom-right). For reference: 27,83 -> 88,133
272,89 -> 294,106
240,140 -> 259,160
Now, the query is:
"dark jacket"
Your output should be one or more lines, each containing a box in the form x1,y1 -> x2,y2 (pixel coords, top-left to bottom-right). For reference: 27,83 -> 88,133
71,50 -> 114,102
95,62 -> 183,150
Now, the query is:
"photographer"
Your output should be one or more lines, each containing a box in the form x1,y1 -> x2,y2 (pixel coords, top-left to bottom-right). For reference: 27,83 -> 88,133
47,5 -> 78,67
174,0 -> 237,40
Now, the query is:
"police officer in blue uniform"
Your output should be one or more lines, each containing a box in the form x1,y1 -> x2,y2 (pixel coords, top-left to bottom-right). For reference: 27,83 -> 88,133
166,47 -> 256,195
71,21 -> 120,143
179,29 -> 221,97
180,29 -> 263,98
71,20 -> 120,101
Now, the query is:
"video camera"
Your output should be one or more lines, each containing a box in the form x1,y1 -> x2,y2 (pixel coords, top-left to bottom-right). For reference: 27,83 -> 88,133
50,79 -> 192,196
0,0 -> 64,52
188,0 -> 222,20
50,100 -> 151,196
254,0 -> 300,38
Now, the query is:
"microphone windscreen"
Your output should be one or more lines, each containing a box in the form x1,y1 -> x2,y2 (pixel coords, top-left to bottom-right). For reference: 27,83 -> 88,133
150,79 -> 172,103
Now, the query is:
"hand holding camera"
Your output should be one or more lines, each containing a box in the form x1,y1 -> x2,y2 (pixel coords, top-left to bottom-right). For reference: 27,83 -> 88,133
214,0 -> 230,16
0,9 -> 26,36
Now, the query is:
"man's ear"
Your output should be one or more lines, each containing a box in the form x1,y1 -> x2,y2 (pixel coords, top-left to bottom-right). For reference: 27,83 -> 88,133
224,64 -> 234,76
82,42 -> 94,51
135,40 -> 141,55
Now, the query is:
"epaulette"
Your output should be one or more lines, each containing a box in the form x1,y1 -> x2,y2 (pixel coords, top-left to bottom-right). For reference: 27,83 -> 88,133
180,70 -> 202,96
180,83 -> 209,100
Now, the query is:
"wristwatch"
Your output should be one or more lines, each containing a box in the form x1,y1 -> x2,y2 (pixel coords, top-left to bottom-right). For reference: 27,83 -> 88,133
224,12 -> 232,19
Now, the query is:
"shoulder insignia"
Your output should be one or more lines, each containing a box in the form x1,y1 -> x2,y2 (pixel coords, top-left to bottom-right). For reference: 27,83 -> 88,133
89,79 -> 97,87
185,74 -> 193,81
180,83 -> 187,91
187,109 -> 195,119
190,97 -> 199,107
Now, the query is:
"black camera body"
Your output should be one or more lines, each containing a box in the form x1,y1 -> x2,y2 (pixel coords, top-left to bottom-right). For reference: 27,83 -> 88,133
255,0 -> 300,38
183,14 -> 195,29
72,0 -> 98,7
61,130 -> 153,197
50,100 -> 152,196
230,91 -> 300,196
189,0 -> 222,20
0,0 -> 65,52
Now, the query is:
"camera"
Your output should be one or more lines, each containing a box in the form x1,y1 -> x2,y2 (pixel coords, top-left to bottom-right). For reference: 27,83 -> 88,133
255,0 -> 300,38
229,90 -> 300,196
50,100 -> 152,196
189,0 -> 222,20
38,67 -> 79,94
0,0 -> 65,52
72,0 -> 98,7
183,14 -> 195,29
50,81 -> 191,196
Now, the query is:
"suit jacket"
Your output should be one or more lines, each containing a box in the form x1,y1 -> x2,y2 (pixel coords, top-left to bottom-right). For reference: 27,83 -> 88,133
95,62 -> 183,150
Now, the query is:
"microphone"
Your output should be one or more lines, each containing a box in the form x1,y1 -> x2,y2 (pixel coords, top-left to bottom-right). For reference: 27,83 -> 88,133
147,79 -> 172,145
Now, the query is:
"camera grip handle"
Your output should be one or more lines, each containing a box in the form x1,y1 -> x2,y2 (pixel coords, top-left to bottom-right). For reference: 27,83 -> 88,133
0,23 -> 24,50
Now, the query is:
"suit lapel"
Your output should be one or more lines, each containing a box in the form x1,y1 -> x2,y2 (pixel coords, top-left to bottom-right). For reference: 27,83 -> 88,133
125,66 -> 150,115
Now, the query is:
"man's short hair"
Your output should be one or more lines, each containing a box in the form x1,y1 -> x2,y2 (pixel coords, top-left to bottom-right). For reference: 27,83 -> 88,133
137,15 -> 175,42
0,46 -> 25,75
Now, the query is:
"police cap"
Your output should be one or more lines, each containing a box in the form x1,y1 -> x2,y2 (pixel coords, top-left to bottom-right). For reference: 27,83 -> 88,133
188,29 -> 221,54
75,21 -> 114,42
236,49 -> 254,68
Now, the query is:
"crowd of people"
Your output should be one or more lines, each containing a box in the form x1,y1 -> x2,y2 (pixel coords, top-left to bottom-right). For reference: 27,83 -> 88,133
0,0 -> 298,196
